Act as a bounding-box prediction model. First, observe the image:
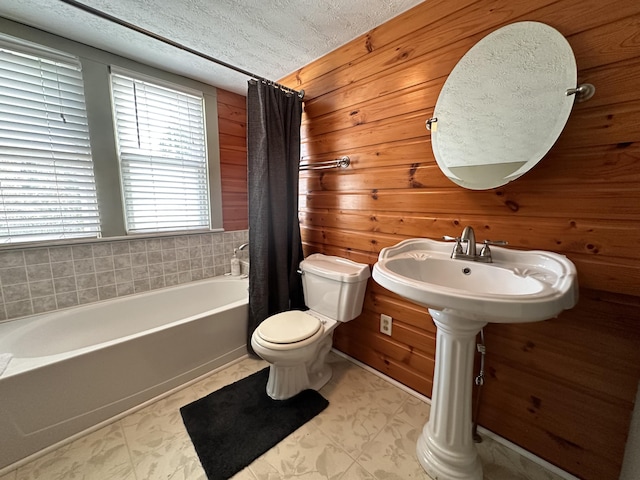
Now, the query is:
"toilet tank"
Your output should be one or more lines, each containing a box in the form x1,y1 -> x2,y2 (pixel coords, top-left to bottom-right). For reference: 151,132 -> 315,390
299,254 -> 370,322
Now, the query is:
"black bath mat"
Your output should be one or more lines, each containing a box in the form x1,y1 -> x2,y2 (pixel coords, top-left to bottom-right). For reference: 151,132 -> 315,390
180,367 -> 329,480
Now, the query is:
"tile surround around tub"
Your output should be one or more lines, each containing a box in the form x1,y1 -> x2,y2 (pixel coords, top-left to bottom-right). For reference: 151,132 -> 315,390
0,230 -> 248,321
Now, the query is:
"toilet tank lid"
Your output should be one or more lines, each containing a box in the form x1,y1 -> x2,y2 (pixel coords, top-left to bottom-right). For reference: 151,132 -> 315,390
300,254 -> 370,283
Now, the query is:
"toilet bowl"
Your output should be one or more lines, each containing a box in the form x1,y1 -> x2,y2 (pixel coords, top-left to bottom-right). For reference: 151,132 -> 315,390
251,254 -> 370,400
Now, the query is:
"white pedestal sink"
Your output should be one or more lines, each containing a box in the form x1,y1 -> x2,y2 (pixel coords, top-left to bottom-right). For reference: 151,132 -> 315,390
372,237 -> 578,480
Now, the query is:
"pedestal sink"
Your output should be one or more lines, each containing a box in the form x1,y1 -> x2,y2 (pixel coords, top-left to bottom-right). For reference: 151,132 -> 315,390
372,236 -> 578,480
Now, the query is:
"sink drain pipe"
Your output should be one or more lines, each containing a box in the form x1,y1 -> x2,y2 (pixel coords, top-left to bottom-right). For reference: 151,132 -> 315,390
472,328 -> 486,443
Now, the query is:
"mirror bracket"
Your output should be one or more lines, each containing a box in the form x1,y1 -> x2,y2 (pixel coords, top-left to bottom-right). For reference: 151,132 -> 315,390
566,83 -> 596,103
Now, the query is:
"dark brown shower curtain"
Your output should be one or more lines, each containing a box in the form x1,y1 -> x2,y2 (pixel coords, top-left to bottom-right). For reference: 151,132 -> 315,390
246,80 -> 305,355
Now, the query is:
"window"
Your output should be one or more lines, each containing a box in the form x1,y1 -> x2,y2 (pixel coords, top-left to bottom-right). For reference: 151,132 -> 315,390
110,68 -> 210,233
0,28 -> 222,246
0,36 -> 100,244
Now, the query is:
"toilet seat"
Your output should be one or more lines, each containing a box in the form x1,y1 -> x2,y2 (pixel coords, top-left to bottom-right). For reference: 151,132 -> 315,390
254,311 -> 324,350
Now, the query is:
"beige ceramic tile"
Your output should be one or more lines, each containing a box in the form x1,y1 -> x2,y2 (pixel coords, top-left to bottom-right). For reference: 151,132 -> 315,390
393,395 -> 431,430
314,359 -> 409,458
357,416 -> 433,480
339,462 -> 377,479
312,386 -> 396,459
323,360 -> 409,416
229,466 -> 259,480
0,470 -> 16,480
249,422 -> 355,480
130,434 -> 206,480
15,423 -> 134,480
120,386 -> 198,456
477,435 -> 565,480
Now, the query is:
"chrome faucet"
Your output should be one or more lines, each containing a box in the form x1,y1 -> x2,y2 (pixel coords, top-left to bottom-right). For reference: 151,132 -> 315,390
445,226 -> 507,263
238,242 -> 249,250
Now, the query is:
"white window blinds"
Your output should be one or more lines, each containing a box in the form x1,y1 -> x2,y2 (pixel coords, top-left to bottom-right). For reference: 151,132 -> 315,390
0,37 -> 100,244
110,69 -> 210,233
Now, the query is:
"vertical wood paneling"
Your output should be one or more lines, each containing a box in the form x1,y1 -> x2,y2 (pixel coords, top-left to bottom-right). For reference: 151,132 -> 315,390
217,89 -> 248,231
281,1 -> 640,478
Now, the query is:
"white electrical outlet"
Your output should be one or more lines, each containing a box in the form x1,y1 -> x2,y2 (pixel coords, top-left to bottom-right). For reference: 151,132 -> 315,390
380,314 -> 392,336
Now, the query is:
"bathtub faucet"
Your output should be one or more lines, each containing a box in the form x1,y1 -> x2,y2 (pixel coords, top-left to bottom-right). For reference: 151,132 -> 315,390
238,242 -> 249,250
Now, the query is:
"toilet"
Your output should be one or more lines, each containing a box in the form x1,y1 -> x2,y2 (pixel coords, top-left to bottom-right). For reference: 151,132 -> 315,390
251,253 -> 370,400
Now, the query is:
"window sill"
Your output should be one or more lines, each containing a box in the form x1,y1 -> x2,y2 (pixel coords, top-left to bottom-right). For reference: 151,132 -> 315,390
0,228 -> 226,251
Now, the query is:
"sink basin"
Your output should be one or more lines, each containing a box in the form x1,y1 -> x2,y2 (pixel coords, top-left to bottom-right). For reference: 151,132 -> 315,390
372,238 -> 578,323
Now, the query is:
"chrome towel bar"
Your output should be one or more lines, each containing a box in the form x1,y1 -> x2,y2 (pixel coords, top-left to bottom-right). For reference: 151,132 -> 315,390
299,156 -> 350,171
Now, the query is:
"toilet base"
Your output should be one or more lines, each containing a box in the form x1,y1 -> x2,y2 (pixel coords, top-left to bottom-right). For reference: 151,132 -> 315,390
266,363 -> 307,400
308,363 -> 332,391
259,330 -> 335,400
265,360 -> 333,400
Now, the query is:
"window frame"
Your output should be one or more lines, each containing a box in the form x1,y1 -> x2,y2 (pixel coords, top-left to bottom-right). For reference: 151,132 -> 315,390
109,66 -> 212,234
0,21 -> 224,249
0,34 -> 102,244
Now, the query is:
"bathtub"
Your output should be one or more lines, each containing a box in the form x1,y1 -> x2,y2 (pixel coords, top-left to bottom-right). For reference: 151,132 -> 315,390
0,276 -> 248,471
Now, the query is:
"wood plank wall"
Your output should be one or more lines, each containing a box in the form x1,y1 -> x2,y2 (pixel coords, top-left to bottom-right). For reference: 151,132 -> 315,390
217,89 -> 248,230
278,0 -> 640,478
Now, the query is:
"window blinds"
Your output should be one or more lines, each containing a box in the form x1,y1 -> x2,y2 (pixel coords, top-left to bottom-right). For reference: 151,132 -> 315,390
0,38 -> 100,243
110,70 -> 210,233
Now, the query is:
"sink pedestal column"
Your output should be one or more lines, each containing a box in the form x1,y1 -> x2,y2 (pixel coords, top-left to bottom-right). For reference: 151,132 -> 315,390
417,309 -> 486,480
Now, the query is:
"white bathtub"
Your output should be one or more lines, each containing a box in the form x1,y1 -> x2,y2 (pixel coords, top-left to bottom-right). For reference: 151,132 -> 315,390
0,276 -> 248,471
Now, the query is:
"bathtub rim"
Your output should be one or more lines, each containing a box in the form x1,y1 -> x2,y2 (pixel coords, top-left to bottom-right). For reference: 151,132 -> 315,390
0,275 -> 248,379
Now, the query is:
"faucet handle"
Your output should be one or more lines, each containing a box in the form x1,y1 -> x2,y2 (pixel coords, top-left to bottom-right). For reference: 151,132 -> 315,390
479,240 -> 508,259
482,240 -> 508,246
443,236 -> 464,255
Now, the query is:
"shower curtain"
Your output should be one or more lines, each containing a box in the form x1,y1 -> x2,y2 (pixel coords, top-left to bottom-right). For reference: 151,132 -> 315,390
246,80 -> 305,354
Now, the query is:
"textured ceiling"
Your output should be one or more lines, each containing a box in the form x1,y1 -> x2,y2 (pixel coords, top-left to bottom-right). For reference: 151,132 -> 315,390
0,0 -> 423,96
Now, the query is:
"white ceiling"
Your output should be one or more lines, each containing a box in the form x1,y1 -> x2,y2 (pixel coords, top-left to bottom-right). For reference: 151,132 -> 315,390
0,0 -> 423,96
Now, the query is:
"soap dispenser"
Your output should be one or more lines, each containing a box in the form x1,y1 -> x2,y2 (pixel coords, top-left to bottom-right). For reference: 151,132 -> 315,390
231,248 -> 241,276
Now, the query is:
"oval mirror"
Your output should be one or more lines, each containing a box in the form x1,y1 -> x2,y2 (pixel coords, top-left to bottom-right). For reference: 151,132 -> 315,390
431,21 -> 578,190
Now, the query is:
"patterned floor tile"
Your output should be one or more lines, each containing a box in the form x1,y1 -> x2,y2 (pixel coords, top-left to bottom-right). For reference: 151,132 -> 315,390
339,462 -> 377,479
356,416 -> 433,480
477,434 -> 566,480
120,386 -> 198,455
129,434 -> 205,480
393,395 -> 431,430
15,423 -> 134,480
249,422 -> 355,480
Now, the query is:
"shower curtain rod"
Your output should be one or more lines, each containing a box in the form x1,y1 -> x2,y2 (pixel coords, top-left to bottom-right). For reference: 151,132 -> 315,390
58,0 -> 304,99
